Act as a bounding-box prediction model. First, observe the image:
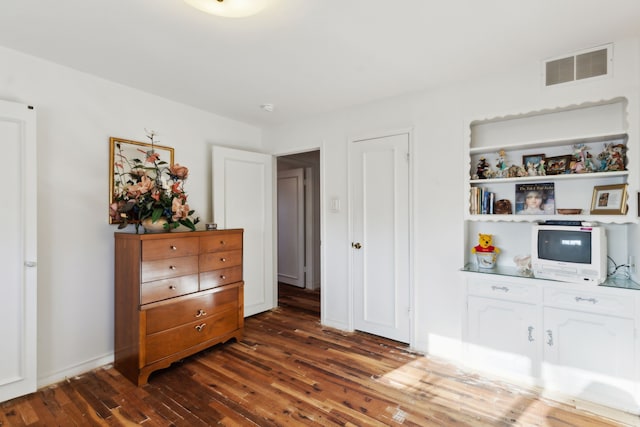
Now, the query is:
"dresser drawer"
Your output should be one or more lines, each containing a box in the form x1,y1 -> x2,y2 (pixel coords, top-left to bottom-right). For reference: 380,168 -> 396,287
200,232 -> 242,253
543,287 -> 634,317
142,237 -> 199,261
145,285 -> 240,334
140,274 -> 199,305
200,266 -> 242,290
141,256 -> 198,283
199,249 -> 242,271
145,310 -> 239,363
468,278 -> 539,303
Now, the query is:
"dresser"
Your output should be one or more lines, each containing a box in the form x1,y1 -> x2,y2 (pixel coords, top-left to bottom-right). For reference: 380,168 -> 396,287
114,229 -> 244,386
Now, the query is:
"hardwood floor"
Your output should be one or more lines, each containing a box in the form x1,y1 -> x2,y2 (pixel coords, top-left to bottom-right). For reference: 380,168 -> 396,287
0,283 -> 633,426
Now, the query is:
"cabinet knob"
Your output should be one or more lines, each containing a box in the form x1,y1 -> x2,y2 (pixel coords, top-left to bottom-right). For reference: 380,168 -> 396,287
220,258 -> 226,262
170,245 -> 177,251
195,309 -> 207,318
220,240 -> 226,245
169,285 -> 176,290
220,275 -> 226,280
169,265 -> 176,270
195,323 -> 206,332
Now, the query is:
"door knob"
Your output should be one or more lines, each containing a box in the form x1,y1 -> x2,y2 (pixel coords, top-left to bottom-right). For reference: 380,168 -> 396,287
352,242 -> 362,249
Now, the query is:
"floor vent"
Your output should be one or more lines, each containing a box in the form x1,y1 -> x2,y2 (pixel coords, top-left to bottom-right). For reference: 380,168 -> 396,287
544,44 -> 612,86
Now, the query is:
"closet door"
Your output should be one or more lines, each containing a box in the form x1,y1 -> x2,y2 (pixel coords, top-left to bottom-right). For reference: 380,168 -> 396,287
0,100 -> 37,402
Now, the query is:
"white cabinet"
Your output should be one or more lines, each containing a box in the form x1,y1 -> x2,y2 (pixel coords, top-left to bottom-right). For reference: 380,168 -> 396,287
466,276 -> 541,382
463,273 -> 640,413
542,287 -> 637,412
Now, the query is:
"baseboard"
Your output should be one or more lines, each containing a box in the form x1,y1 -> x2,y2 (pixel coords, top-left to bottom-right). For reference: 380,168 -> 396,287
37,353 -> 114,389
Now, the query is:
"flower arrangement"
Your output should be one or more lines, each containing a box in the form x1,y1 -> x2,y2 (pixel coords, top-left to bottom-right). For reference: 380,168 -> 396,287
110,130 -> 200,233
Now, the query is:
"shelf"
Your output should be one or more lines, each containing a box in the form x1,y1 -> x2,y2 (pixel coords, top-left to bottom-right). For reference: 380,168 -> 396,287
466,213 -> 637,224
470,170 -> 629,185
469,132 -> 627,156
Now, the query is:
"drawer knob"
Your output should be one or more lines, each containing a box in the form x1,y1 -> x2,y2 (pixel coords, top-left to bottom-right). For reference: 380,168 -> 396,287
169,265 -> 176,270
220,258 -> 226,262
220,240 -> 226,245
220,275 -> 226,280
169,285 -> 176,290
195,323 -> 206,332
195,309 -> 207,318
170,245 -> 177,251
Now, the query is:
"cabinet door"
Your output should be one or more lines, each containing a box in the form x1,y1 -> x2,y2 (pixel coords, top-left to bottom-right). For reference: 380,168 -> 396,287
543,307 -> 638,412
467,296 -> 540,380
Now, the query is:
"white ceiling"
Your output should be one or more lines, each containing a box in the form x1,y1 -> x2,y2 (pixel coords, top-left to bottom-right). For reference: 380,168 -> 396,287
1,0 -> 640,126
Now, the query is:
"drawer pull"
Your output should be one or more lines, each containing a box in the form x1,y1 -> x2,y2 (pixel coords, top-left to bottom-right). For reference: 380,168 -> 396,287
491,285 -> 509,292
220,258 -> 226,262
169,265 -> 176,270
195,323 -> 206,332
575,296 -> 598,304
195,309 -> 207,318
169,285 -> 176,290
546,330 -> 554,346
220,275 -> 226,280
527,326 -> 535,342
170,245 -> 177,251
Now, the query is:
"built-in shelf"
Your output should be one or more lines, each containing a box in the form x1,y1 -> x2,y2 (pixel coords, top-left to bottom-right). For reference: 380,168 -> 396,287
469,132 -> 628,156
470,170 -> 629,185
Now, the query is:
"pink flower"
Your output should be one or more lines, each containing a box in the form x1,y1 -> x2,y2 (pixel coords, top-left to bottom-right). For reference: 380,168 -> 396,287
170,164 -> 189,179
126,175 -> 153,197
171,198 -> 190,221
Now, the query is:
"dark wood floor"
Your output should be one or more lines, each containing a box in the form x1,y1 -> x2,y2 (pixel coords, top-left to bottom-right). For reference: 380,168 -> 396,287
0,283 -> 632,426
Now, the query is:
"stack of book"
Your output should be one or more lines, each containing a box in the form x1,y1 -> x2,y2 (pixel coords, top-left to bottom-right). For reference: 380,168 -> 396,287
470,187 -> 495,214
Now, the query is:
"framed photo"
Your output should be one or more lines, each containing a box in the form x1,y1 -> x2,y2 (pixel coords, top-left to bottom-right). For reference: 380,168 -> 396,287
109,137 -> 174,224
522,153 -> 545,168
545,155 -> 571,175
515,182 -> 555,215
590,184 -> 628,215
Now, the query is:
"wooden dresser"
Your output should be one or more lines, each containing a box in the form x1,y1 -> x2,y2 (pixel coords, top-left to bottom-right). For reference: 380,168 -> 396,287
114,229 -> 244,386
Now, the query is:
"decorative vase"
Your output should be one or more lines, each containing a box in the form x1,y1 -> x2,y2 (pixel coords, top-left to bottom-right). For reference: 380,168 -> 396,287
141,217 -> 169,233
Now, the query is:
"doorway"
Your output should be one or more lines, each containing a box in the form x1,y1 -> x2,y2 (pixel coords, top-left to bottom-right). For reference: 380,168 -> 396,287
276,150 -> 321,300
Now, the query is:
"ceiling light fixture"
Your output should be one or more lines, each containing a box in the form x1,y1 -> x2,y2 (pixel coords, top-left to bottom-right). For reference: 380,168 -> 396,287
184,0 -> 269,18
260,103 -> 275,112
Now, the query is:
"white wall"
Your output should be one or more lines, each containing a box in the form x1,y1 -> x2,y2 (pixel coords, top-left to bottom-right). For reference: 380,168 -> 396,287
263,36 -> 640,361
0,46 -> 262,386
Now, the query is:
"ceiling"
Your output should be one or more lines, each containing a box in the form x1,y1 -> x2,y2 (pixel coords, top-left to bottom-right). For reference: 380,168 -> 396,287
1,0 -> 640,127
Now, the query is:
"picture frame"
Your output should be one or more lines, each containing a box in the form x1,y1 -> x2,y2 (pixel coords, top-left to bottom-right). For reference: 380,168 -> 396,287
522,153 -> 545,168
545,155 -> 572,175
109,137 -> 174,224
590,183 -> 628,215
515,182 -> 555,215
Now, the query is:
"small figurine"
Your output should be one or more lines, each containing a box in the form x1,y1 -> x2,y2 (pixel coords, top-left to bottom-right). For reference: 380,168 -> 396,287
537,159 -> 546,176
495,150 -> 508,178
527,162 -> 537,176
476,157 -> 491,179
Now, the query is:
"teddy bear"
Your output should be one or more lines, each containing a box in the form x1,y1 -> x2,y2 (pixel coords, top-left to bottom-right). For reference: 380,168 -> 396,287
471,233 -> 500,254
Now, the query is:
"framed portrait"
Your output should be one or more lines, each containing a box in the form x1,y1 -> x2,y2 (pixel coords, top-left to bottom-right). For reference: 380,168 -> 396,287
515,182 -> 555,215
545,155 -> 571,175
109,137 -> 174,224
590,184 -> 628,215
522,153 -> 545,167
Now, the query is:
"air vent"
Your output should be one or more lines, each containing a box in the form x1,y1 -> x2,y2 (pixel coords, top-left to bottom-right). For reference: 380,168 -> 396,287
544,44 -> 611,86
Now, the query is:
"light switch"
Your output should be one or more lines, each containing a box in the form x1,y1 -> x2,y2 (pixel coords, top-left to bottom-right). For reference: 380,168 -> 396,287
330,198 -> 341,212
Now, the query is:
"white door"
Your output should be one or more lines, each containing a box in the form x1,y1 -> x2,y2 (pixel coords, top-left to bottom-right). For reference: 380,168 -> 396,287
212,146 -> 275,317
542,307 -> 637,411
277,168 -> 305,287
467,296 -> 540,380
350,133 -> 410,343
0,100 -> 37,402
